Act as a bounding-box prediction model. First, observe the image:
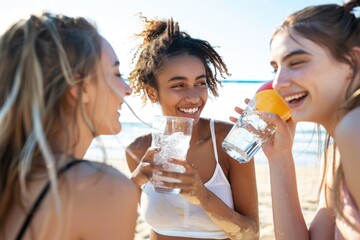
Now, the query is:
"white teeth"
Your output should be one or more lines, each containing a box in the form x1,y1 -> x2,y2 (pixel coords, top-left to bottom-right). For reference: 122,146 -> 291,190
284,93 -> 307,102
179,107 -> 199,114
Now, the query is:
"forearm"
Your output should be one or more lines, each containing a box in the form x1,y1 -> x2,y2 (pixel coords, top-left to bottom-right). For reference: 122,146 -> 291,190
269,157 -> 309,240
198,189 -> 259,240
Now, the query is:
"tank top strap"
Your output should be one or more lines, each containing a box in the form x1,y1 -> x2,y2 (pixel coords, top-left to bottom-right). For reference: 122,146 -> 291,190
15,159 -> 89,240
209,119 -> 219,164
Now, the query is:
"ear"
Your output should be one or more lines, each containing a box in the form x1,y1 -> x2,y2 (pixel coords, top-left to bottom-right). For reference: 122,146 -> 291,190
67,76 -> 91,104
343,47 -> 360,81
145,85 -> 158,103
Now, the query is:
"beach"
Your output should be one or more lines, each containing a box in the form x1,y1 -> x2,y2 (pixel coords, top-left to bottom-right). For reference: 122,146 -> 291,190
106,159 -> 320,240
83,80 -> 322,239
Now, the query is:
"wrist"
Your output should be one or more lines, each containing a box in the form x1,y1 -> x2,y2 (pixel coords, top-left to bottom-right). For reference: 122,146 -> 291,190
130,174 -> 144,189
197,187 -> 212,207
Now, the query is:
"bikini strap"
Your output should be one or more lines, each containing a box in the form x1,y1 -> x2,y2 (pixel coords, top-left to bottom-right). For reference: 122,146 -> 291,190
210,119 -> 219,164
15,159 -> 88,240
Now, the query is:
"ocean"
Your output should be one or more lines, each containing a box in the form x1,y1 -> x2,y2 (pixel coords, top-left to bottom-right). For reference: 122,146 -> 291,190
85,80 -> 325,167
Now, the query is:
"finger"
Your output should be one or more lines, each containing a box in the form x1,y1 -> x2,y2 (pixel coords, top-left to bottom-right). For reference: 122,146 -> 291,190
141,147 -> 160,163
155,169 -> 183,179
260,112 -> 290,134
234,106 -> 243,114
159,180 -> 189,190
229,116 -> 238,123
168,159 -> 197,173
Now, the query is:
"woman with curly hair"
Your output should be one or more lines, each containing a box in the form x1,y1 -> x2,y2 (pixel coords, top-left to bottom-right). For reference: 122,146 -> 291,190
126,17 -> 259,240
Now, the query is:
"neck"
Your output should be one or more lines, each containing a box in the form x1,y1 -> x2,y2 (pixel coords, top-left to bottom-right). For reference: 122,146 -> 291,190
49,120 -> 94,160
190,118 -> 208,145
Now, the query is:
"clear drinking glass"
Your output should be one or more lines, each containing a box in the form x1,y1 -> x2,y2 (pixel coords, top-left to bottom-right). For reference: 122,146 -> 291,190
151,115 -> 194,194
222,80 -> 291,163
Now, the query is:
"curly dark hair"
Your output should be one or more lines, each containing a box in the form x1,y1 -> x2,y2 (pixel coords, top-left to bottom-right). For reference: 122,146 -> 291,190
128,16 -> 230,105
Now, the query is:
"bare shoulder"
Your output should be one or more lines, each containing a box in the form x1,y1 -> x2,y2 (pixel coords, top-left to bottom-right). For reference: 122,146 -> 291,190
125,133 -> 152,170
335,107 -> 360,141
127,133 -> 152,153
63,160 -> 138,198
62,161 -> 139,239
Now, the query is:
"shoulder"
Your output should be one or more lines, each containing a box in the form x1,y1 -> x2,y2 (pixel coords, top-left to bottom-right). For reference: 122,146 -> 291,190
125,133 -> 152,167
63,160 -> 138,197
211,119 -> 233,140
62,161 -> 139,239
335,107 -> 360,142
126,133 -> 152,152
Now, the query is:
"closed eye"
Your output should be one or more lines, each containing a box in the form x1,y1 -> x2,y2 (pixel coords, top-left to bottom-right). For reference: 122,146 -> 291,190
290,61 -> 304,67
171,83 -> 185,88
195,81 -> 207,87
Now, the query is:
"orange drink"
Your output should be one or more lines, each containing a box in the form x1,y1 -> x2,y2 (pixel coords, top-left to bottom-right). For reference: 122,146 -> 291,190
255,81 -> 291,121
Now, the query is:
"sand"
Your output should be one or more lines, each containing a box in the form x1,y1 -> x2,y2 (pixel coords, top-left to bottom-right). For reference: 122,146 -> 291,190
107,159 -> 320,240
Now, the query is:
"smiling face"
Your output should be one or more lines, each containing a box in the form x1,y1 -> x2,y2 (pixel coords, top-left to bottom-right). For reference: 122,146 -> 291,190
86,38 -> 132,135
270,30 -> 352,132
146,54 -> 208,125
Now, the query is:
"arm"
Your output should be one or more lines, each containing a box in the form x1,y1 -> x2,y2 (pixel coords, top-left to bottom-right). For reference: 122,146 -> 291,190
335,108 -> 360,209
166,158 -> 258,240
220,156 -> 259,239
261,113 -> 309,239
161,122 -> 259,240
262,113 -> 334,240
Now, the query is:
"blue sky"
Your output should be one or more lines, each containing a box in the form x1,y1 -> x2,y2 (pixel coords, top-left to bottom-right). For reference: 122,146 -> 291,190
1,0 -> 342,81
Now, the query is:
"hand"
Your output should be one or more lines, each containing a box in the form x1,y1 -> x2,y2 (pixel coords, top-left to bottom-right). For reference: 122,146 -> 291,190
229,98 -> 250,123
154,159 -> 208,205
261,112 -> 296,162
130,147 -> 162,187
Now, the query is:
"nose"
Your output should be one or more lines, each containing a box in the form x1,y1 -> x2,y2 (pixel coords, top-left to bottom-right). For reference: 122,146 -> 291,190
121,79 -> 133,96
273,67 -> 291,93
185,89 -> 200,104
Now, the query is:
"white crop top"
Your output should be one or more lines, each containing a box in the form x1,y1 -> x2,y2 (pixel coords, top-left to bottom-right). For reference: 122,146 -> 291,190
140,119 -> 234,239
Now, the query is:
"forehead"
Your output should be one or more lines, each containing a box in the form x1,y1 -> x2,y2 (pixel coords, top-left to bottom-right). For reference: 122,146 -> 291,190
100,38 -> 118,65
270,30 -> 326,61
162,54 -> 204,72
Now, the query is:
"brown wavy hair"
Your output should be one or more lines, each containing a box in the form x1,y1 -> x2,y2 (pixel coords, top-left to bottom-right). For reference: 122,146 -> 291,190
271,0 -> 360,231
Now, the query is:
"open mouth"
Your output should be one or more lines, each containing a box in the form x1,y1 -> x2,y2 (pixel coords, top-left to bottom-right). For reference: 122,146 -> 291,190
284,92 -> 308,104
178,107 -> 199,114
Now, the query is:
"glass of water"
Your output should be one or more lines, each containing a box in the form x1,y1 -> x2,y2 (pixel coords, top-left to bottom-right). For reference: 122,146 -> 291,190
222,80 -> 291,163
151,115 -> 194,194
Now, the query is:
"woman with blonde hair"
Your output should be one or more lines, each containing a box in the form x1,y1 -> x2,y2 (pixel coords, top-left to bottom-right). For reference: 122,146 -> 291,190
0,12 -> 140,239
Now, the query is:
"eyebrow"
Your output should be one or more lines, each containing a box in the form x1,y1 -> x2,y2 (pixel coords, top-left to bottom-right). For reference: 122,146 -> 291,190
168,74 -> 206,82
271,49 -> 311,66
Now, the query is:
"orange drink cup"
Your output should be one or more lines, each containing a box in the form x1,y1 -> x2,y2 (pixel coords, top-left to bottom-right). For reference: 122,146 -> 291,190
222,80 -> 291,163
255,81 -> 291,121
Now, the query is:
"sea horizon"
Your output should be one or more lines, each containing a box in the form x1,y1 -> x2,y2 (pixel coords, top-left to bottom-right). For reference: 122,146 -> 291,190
85,80 -> 325,168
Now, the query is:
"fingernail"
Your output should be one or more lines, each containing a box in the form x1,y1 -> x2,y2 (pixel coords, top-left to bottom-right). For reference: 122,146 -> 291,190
154,170 -> 163,175
162,163 -> 170,169
155,181 -> 164,186
262,112 -> 272,118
